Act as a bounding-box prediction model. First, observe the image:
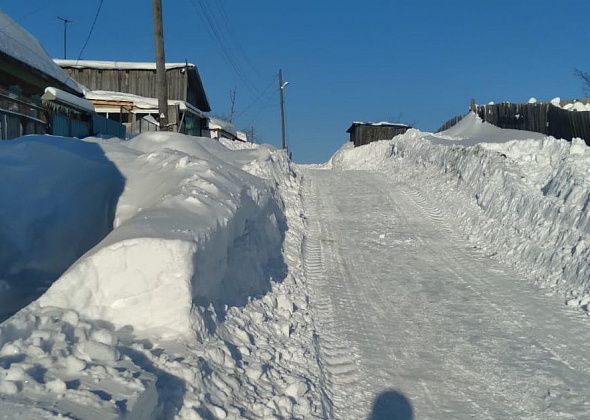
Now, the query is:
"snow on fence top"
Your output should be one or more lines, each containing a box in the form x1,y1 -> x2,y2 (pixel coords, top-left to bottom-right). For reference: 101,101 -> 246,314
0,11 -> 83,94
54,59 -> 196,71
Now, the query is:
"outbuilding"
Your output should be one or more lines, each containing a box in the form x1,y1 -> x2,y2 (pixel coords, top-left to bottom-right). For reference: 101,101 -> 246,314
347,122 -> 410,147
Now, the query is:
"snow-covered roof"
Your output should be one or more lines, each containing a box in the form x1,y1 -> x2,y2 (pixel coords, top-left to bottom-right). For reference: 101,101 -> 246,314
42,87 -> 95,113
54,59 -> 195,71
207,117 -> 238,137
236,131 -> 248,142
0,11 -> 83,94
85,90 -> 204,117
347,121 -> 410,133
351,121 -> 410,127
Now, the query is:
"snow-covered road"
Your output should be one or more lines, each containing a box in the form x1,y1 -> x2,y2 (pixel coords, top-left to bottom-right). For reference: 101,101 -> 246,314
302,168 -> 590,420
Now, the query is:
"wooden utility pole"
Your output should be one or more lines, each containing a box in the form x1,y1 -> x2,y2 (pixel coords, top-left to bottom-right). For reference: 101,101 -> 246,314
278,69 -> 287,150
229,87 -> 237,123
57,17 -> 73,59
152,0 -> 169,130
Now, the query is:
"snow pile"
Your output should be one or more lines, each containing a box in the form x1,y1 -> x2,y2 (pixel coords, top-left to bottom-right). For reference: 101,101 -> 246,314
562,101 -> 590,112
331,113 -> 590,309
0,133 -> 322,418
37,132 -> 288,340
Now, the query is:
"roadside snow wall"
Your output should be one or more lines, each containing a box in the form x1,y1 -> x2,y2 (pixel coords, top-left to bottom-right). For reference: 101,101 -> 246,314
38,133 -> 289,340
331,114 -> 590,308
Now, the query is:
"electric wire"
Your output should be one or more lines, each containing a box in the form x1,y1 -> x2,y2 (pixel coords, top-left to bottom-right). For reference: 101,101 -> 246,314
76,0 -> 104,61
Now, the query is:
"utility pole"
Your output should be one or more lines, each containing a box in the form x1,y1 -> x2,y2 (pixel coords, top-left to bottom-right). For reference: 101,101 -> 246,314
228,86 -> 237,123
152,0 -> 169,130
278,69 -> 288,150
57,17 -> 73,59
249,126 -> 255,143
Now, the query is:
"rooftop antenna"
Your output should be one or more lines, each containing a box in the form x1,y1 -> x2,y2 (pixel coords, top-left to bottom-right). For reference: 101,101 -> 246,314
57,17 -> 73,59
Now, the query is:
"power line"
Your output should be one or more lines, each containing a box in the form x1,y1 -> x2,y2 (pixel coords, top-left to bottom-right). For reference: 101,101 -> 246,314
186,0 -> 261,95
76,0 -> 104,61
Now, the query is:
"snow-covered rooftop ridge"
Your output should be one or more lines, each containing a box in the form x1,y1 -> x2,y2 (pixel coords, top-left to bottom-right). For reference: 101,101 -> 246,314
54,59 -> 195,71
42,87 -> 95,113
0,11 -> 83,94
350,121 -> 410,127
85,90 -> 204,116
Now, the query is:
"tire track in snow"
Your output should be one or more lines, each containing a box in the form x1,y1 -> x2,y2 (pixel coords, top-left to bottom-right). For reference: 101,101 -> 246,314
301,174 -> 364,419
299,167 -> 590,419
398,179 -> 590,417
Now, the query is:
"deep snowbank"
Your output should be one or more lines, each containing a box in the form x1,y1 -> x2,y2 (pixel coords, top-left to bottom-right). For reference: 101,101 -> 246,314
331,113 -> 590,308
0,133 -> 321,418
32,132 -> 288,340
0,136 -> 124,321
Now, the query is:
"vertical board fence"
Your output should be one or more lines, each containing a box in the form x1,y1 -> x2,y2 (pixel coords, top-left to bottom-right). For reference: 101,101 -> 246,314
438,103 -> 590,145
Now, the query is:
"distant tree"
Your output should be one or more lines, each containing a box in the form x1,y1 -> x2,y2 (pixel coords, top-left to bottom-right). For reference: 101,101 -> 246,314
574,69 -> 590,96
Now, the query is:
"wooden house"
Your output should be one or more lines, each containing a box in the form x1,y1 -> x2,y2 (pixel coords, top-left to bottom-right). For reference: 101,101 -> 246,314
347,122 -> 411,147
0,10 -> 91,139
55,60 -> 211,135
84,90 -> 205,137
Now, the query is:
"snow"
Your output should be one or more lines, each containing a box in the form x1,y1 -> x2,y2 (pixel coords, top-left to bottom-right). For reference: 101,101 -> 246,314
206,117 -> 238,137
0,11 -> 83,94
429,112 -> 546,145
562,101 -> 590,111
43,87 -> 95,113
0,132 -> 321,418
300,166 -> 590,418
2,110 -> 589,418
54,59 -> 196,71
350,121 -> 410,127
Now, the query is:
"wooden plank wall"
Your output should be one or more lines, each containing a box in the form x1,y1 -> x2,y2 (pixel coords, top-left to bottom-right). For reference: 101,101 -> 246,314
439,104 -> 590,145
62,68 -> 188,103
353,126 -> 410,147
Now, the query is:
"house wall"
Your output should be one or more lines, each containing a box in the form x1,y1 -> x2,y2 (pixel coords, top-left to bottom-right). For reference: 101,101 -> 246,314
61,67 -> 187,103
0,62 -> 47,140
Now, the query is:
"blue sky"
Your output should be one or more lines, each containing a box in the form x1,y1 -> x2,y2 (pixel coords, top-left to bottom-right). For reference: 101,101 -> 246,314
2,1 -> 590,162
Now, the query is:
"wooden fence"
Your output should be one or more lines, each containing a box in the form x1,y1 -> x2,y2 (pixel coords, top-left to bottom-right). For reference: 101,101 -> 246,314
438,103 -> 590,145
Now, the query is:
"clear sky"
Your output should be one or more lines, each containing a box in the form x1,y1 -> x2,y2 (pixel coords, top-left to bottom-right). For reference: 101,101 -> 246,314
2,1 -> 590,163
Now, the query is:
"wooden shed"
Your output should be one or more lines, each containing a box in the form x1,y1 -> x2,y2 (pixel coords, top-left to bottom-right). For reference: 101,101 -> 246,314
347,122 -> 411,147
54,60 -> 211,113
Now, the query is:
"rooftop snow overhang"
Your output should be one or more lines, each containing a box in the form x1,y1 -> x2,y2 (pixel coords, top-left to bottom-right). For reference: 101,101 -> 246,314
86,90 -> 204,117
53,59 -> 196,71
42,87 -> 95,113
